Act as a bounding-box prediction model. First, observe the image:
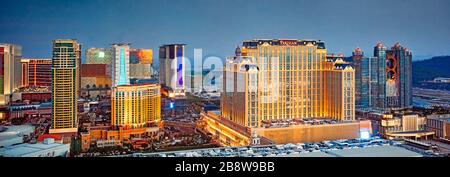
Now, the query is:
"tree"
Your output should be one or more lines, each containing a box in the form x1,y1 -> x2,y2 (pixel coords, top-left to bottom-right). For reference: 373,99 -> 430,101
85,84 -> 91,98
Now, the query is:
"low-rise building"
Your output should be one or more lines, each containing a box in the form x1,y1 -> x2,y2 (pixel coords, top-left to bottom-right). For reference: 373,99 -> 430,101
0,138 -> 69,157
200,110 -> 371,145
80,125 -> 160,152
366,112 -> 433,140
426,114 -> 450,140
81,64 -> 112,98
0,125 -> 35,148
8,102 -> 51,119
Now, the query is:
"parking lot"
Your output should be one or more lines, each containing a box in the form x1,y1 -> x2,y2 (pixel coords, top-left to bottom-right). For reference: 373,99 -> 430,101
114,136 -> 432,157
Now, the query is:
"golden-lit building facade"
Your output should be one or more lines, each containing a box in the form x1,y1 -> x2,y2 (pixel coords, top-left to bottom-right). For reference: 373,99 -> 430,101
367,112 -> 431,139
50,39 -> 81,134
112,83 -> 161,129
221,55 -> 259,127
323,58 -> 355,121
221,39 -> 355,128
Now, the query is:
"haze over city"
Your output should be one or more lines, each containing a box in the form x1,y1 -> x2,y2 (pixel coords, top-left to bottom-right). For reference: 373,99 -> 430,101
1,0 -> 450,62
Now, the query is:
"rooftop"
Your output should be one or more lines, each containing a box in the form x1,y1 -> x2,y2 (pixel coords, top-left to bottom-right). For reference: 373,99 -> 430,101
0,140 -> 69,157
115,137 -> 427,157
0,125 -> 35,147
242,39 -> 326,49
37,134 -> 62,142
0,125 -> 35,137
326,145 -> 422,157
160,44 -> 186,47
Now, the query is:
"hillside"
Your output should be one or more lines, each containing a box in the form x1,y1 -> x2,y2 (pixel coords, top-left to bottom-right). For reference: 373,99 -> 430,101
413,56 -> 450,85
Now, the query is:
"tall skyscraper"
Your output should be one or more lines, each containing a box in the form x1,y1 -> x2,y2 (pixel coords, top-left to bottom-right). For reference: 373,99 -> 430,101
353,42 -> 412,110
50,39 -> 81,134
386,43 -> 413,108
221,54 -> 259,127
373,43 -> 388,109
112,83 -> 161,129
21,58 -> 52,87
353,48 -> 385,109
159,44 -> 186,96
221,39 -> 355,128
324,57 -> 356,121
353,48 -> 365,108
0,44 -> 22,105
112,43 -> 130,86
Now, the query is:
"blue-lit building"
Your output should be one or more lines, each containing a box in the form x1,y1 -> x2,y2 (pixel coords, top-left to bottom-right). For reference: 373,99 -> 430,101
353,42 -> 412,110
112,43 -> 130,86
387,43 -> 413,109
353,48 -> 385,110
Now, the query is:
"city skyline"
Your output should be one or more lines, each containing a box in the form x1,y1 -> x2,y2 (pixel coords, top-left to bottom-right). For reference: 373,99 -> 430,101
1,0 -> 450,62
1,0 -> 450,160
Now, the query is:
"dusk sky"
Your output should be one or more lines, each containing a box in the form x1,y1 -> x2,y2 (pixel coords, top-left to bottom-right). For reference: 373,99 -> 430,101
1,0 -> 450,63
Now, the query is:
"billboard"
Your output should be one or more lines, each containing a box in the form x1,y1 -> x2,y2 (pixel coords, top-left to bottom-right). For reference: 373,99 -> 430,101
176,46 -> 183,87
130,49 -> 153,64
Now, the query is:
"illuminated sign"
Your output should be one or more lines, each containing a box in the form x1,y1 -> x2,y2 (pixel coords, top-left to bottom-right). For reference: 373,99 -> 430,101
360,130 -> 370,140
137,49 -> 153,64
279,40 -> 298,46
98,51 -> 105,58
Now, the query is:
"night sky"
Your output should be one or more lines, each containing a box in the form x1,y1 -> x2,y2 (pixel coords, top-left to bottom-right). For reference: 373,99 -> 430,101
1,0 -> 450,64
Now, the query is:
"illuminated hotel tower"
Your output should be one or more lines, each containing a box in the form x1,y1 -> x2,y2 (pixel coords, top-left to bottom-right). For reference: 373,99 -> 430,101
159,44 -> 186,96
222,49 -> 259,127
0,44 -> 22,105
112,83 -> 161,128
323,57 -> 355,121
21,58 -> 52,87
353,47 -> 386,110
353,42 -> 412,110
385,43 -> 412,108
222,39 -> 355,128
50,39 -> 81,134
373,43 -> 388,109
112,43 -> 130,86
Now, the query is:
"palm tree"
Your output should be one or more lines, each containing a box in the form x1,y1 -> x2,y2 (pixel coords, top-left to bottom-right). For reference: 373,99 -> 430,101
86,84 -> 91,98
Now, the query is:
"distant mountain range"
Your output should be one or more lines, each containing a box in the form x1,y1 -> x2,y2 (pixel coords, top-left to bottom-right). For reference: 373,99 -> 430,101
413,56 -> 450,85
